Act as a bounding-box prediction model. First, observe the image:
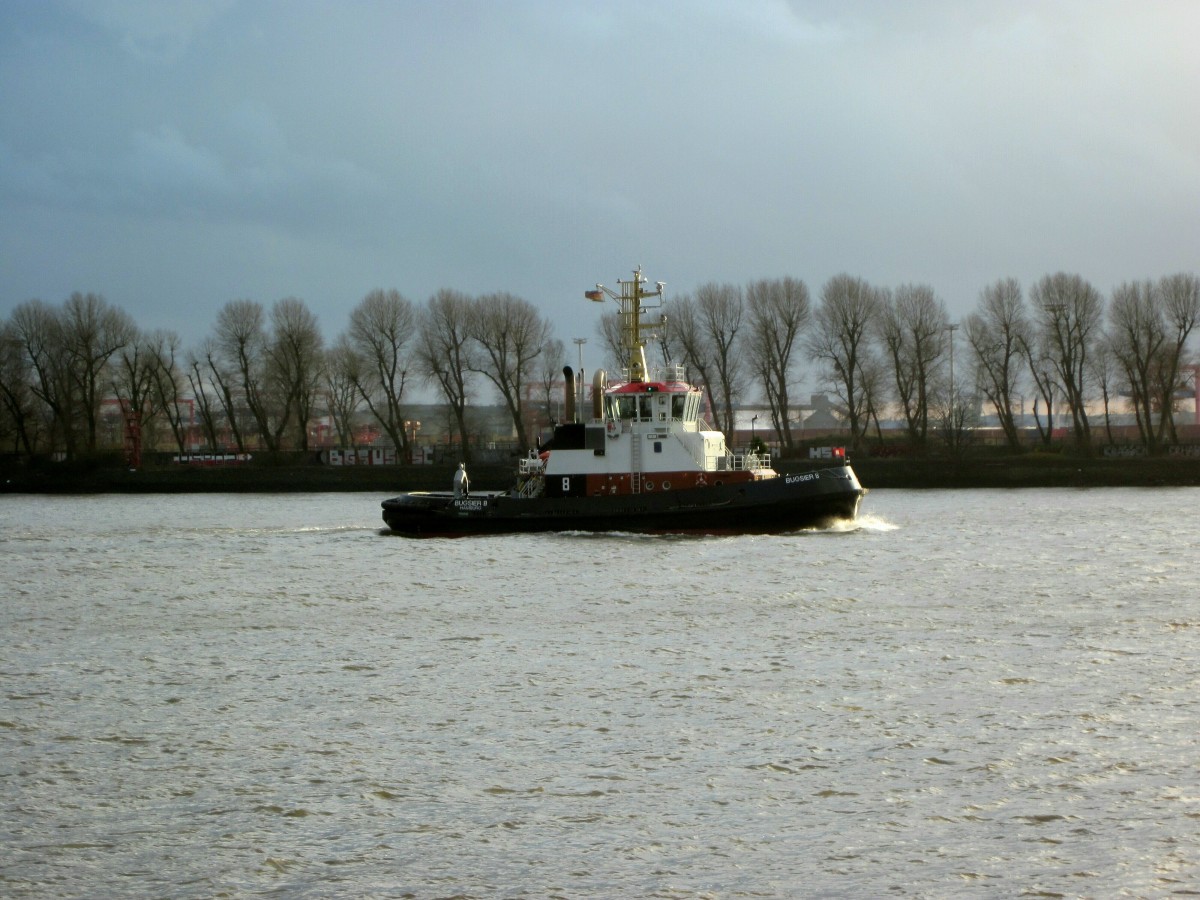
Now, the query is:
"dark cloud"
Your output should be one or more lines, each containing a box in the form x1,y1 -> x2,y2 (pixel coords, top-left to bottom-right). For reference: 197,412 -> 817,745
2,0 -> 1198,353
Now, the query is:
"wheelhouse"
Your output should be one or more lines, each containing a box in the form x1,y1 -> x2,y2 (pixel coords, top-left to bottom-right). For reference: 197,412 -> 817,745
604,376 -> 700,428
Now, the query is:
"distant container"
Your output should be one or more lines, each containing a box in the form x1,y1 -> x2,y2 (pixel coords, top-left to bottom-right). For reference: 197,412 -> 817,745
172,453 -> 252,466
325,448 -> 398,466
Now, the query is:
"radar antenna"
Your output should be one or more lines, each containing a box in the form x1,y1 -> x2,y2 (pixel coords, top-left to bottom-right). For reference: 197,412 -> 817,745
585,266 -> 665,383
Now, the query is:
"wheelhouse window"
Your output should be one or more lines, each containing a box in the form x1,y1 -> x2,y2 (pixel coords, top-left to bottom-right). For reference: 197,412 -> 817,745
608,395 -> 637,420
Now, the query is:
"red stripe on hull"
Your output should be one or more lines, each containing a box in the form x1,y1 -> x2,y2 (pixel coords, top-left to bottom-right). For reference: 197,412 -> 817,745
584,469 -> 756,496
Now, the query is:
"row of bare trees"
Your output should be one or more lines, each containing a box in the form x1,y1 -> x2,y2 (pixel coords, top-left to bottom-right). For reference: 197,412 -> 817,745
326,288 -> 556,461
1,289 -> 555,462
629,271 -> 1198,455
1,293 -> 138,457
969,272 -> 1200,453
4,270 -> 1198,461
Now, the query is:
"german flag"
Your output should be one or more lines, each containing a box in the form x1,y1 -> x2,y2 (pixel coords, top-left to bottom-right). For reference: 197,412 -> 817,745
585,289 -> 604,301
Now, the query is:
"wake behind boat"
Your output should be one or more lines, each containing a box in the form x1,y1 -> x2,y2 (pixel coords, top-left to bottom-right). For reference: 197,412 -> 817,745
382,268 -> 865,536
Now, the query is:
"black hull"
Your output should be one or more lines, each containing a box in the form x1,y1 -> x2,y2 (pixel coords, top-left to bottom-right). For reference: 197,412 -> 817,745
381,465 -> 864,536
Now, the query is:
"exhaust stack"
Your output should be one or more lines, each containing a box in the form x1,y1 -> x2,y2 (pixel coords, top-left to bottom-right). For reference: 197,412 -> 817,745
592,368 -> 606,420
562,366 -> 576,423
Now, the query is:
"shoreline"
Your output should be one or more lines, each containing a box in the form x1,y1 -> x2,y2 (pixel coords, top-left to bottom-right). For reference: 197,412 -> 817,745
4,456 -> 1200,494
850,456 -> 1200,488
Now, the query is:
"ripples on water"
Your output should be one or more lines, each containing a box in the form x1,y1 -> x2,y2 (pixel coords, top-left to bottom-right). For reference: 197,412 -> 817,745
2,489 -> 1199,897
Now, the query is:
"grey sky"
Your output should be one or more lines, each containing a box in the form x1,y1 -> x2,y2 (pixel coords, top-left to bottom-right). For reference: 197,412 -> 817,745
2,0 -> 1197,358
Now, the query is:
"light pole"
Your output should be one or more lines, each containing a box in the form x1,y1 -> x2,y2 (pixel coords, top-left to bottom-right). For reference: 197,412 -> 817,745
405,419 -> 421,463
751,413 -> 758,448
944,323 -> 960,407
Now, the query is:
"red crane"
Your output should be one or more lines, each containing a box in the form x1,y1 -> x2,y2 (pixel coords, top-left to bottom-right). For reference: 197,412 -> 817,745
121,400 -> 142,469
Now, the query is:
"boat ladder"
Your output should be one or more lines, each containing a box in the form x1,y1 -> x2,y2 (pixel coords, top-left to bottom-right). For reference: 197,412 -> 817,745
517,455 -> 545,498
630,431 -> 642,494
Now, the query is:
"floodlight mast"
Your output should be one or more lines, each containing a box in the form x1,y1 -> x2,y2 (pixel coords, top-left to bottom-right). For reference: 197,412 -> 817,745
585,266 -> 665,383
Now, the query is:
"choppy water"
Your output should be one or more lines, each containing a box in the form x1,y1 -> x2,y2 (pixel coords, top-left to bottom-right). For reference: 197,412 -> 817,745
2,488 -> 1199,898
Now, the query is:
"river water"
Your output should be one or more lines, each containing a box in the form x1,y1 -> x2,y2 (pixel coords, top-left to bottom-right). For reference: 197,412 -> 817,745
2,488 -> 1198,898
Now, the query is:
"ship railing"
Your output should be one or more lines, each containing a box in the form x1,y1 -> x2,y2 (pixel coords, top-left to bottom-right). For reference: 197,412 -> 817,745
517,455 -> 545,498
518,455 -> 544,476
726,451 -> 771,471
652,363 -> 687,384
517,476 -> 543,498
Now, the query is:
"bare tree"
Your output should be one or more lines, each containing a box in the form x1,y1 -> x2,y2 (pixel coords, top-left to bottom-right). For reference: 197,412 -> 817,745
597,313 -> 626,373
695,282 -> 744,438
0,317 -> 43,455
878,284 -> 948,449
1030,273 -> 1103,451
60,292 -> 137,453
416,289 -> 475,462
805,274 -> 883,450
187,340 -> 228,451
270,297 -> 324,452
1022,342 -> 1060,448
345,289 -> 414,455
861,346 -> 890,446
324,337 -> 363,449
536,337 -> 566,430
746,276 -> 810,453
965,277 -> 1029,451
1090,337 -> 1121,446
468,292 -> 551,455
668,293 -> 719,427
8,294 -> 136,458
215,299 -> 290,453
1107,280 -> 1163,451
110,327 -> 160,459
144,330 -> 192,455
1155,272 -> 1200,445
9,300 -> 76,455
1106,273 -> 1200,451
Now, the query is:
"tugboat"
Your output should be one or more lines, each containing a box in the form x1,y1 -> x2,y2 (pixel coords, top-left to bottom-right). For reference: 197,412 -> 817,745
382,268 -> 865,536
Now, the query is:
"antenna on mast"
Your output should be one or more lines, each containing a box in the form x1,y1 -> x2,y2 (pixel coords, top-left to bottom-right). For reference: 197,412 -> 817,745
585,266 -> 665,383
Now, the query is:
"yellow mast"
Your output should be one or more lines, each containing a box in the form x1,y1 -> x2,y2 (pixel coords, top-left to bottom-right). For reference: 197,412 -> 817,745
586,266 -> 664,383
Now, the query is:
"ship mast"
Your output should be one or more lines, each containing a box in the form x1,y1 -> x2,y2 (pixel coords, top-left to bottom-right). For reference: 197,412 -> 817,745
586,266 -> 665,383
